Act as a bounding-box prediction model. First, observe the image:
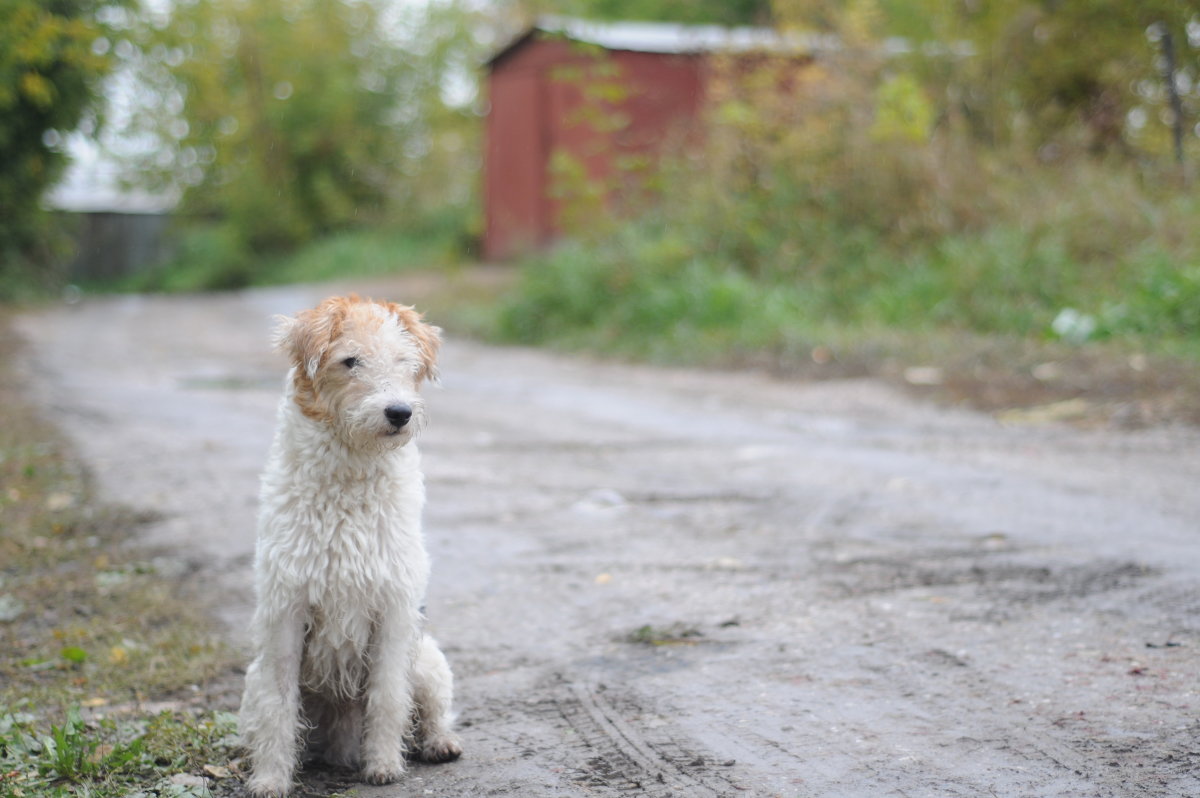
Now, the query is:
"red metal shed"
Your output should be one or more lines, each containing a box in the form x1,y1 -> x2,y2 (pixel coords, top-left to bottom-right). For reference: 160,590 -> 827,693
482,17 -> 816,260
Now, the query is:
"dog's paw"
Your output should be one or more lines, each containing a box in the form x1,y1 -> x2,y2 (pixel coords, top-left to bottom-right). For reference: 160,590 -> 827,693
360,761 -> 405,785
245,772 -> 292,798
420,733 -> 463,763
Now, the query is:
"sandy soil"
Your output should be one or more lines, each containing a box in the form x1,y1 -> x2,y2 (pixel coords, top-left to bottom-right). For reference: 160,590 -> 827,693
15,278 -> 1200,797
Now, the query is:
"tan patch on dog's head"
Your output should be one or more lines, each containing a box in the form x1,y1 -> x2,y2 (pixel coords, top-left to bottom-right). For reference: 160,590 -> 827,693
274,295 -> 441,423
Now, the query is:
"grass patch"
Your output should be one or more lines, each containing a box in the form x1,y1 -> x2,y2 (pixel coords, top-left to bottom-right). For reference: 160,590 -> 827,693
94,217 -> 467,295
1,707 -> 241,797
0,311 -> 244,795
491,218 -> 1200,427
488,57 -> 1200,429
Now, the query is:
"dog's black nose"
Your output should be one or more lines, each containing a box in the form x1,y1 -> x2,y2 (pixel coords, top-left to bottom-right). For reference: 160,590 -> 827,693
384,403 -> 413,428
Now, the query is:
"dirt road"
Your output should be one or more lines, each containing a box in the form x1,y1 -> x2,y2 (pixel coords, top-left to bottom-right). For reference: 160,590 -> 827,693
15,280 -> 1200,797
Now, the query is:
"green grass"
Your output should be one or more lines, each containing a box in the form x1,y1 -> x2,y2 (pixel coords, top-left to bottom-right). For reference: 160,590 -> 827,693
496,189 -> 1200,354
96,218 -> 467,294
1,707 -> 241,797
499,220 -> 1200,353
488,190 -> 1200,427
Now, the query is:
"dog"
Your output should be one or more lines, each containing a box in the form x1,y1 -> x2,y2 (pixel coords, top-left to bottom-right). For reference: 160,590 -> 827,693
239,295 -> 461,797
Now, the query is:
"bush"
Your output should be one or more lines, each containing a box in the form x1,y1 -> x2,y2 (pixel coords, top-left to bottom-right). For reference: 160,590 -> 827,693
497,42 -> 1200,362
120,223 -> 252,293
1100,253 -> 1200,340
114,217 -> 466,294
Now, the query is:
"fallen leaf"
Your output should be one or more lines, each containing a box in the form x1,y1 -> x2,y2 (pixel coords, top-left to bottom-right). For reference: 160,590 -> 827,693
1031,362 -> 1062,382
996,398 -> 1094,426
203,765 -> 232,779
0,594 -> 24,622
903,366 -> 944,386
45,492 -> 75,512
60,646 -> 88,664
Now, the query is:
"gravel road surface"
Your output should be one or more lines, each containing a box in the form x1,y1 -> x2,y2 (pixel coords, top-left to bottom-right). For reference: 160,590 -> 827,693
16,280 -> 1200,797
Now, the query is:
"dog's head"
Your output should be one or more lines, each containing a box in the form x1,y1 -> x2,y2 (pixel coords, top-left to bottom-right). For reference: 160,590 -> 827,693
274,295 -> 441,450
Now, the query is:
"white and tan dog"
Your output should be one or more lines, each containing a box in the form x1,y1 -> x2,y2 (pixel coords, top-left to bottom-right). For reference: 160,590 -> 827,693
239,295 -> 461,797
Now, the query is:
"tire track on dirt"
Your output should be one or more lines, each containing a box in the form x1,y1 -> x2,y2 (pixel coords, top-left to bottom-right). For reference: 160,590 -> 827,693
520,679 -> 742,796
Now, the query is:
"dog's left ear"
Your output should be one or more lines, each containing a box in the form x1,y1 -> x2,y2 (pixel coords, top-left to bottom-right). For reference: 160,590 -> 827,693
386,302 -> 442,384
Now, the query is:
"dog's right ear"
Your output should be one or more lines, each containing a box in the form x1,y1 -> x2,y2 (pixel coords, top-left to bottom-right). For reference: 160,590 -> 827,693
271,314 -> 311,375
272,301 -> 345,380
271,314 -> 299,353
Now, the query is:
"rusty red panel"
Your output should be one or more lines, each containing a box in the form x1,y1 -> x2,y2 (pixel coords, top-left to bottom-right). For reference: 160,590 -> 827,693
484,63 -> 545,260
483,38 -> 707,260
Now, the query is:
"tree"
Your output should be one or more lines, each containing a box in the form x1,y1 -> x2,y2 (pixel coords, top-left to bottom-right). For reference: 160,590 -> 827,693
123,0 -> 483,255
769,0 -> 1200,162
945,0 -> 1199,158
0,0 -> 124,294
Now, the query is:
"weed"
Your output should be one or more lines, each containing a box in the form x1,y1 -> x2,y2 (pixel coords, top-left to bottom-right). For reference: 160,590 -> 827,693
0,708 -> 240,797
627,624 -> 705,646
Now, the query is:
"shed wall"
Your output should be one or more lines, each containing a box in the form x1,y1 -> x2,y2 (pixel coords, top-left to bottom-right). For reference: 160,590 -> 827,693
484,38 -> 706,260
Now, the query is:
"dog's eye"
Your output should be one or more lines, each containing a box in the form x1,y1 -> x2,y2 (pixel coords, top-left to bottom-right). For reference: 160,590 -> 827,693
341,357 -> 360,369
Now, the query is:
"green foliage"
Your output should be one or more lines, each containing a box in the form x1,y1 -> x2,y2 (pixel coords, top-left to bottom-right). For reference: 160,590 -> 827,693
0,708 -> 238,797
1,708 -> 146,790
970,0 -> 1196,156
497,141 -> 1200,360
112,221 -> 460,294
0,0 -> 125,298
1100,255 -> 1200,339
122,0 -> 483,259
496,0 -> 1200,365
497,226 -> 816,361
871,72 -> 933,143
773,0 -> 1199,159
499,202 -> 1200,365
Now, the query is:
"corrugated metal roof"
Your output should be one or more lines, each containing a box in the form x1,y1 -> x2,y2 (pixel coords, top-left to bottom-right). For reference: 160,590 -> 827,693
487,16 -> 972,66
533,15 -> 832,56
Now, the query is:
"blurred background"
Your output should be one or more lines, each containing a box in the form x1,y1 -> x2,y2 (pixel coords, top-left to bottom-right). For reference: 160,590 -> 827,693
2,0 -> 1198,420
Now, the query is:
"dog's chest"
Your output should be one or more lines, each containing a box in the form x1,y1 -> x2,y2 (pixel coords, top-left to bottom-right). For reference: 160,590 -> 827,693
299,475 -> 426,601
284,473 -> 428,697
259,453 -> 430,603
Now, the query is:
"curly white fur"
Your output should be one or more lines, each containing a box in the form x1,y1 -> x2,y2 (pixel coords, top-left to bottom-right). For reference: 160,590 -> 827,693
239,296 -> 461,797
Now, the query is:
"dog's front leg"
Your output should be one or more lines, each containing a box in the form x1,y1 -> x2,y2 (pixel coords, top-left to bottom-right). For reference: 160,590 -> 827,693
360,608 -> 420,785
240,602 -> 306,797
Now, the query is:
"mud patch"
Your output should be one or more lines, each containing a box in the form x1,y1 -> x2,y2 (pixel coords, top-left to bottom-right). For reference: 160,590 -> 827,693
1065,721 -> 1200,797
823,552 -> 1153,606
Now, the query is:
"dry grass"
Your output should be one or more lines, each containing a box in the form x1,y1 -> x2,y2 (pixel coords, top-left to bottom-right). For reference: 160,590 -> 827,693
0,314 -> 237,712
0,311 -> 244,796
